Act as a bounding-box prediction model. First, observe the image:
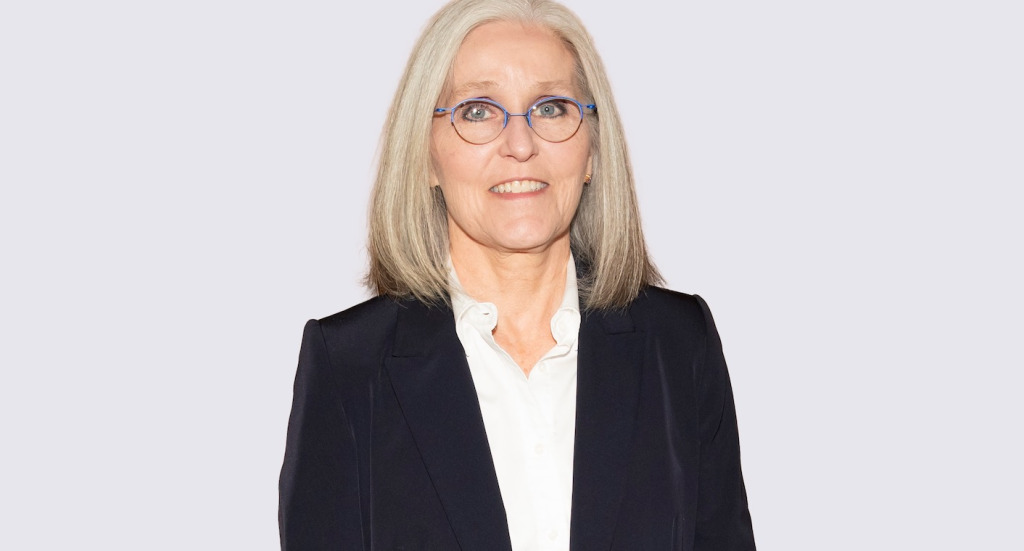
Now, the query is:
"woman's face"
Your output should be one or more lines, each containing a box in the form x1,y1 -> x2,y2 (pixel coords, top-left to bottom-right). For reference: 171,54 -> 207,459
430,21 -> 592,258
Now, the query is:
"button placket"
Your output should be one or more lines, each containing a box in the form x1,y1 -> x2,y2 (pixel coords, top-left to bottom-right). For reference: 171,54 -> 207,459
450,261 -> 579,551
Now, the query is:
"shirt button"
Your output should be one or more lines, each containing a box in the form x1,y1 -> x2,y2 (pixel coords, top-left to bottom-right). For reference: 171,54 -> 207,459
534,443 -> 545,455
548,529 -> 558,541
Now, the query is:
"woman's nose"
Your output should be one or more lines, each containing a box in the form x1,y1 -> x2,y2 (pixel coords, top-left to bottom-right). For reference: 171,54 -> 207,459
498,114 -> 539,161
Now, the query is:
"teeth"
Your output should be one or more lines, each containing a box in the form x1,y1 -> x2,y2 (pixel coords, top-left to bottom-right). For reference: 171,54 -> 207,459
489,180 -> 547,194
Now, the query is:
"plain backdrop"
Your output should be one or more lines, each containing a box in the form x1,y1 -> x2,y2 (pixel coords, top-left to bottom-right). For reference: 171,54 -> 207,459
1,0 -> 1021,549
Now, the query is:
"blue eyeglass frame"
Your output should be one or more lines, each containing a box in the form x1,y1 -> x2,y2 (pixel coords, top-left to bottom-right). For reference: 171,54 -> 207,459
433,96 -> 597,142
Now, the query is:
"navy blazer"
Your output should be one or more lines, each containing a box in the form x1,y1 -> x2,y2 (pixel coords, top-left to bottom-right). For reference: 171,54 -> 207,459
279,287 -> 755,550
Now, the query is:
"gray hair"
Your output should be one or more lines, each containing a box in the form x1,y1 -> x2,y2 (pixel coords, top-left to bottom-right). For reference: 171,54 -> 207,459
365,0 -> 661,309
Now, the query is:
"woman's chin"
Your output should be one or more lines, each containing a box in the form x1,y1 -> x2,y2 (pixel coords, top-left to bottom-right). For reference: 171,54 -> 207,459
485,230 -> 570,255
449,217 -> 571,257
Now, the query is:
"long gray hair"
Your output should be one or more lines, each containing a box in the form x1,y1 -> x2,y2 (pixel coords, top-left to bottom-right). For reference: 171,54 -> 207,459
365,0 -> 661,309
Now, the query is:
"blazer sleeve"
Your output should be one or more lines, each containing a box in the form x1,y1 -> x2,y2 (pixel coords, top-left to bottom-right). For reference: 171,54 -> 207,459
279,319 -> 365,550
693,295 -> 756,549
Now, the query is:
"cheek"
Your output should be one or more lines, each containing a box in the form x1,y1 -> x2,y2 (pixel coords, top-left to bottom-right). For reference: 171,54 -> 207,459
430,133 -> 470,184
432,145 -> 495,190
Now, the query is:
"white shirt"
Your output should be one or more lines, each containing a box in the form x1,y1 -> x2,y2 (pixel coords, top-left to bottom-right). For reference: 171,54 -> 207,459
450,259 -> 580,551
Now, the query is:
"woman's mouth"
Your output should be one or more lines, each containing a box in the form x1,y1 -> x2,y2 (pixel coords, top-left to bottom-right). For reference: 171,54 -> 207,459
489,180 -> 548,194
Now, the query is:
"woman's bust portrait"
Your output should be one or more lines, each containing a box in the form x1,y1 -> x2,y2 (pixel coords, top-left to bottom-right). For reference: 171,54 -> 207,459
279,1 -> 754,549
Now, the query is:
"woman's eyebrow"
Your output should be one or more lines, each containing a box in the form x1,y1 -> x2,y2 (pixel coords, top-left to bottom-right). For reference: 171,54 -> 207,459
451,80 -> 499,99
531,80 -> 572,92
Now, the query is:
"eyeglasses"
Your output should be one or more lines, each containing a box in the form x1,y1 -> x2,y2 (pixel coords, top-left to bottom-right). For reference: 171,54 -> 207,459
433,96 -> 597,145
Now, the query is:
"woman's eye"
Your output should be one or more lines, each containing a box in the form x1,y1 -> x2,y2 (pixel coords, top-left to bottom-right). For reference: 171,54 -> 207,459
534,100 -> 568,118
458,102 -> 496,122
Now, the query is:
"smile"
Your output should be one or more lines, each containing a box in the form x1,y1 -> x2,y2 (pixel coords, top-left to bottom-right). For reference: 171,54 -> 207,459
489,180 -> 548,194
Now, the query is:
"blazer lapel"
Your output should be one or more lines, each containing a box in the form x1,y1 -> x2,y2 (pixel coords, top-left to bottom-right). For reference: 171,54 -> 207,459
570,307 -> 644,550
384,301 -> 512,550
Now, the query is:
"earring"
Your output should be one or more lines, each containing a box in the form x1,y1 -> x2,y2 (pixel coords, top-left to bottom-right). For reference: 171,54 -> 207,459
583,173 -> 592,186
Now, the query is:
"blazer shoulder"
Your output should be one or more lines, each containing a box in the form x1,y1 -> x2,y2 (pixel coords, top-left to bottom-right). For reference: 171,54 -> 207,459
301,296 -> 405,385
631,286 -> 709,334
317,294 -> 402,336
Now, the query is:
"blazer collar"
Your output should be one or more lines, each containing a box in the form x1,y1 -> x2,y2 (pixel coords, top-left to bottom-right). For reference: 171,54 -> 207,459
570,306 -> 644,550
386,300 -> 513,550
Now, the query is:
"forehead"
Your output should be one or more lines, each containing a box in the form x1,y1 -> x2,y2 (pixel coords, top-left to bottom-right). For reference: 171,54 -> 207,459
448,20 -> 577,101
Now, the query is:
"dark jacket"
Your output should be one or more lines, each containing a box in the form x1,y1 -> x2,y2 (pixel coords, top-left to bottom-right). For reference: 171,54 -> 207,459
279,287 -> 755,550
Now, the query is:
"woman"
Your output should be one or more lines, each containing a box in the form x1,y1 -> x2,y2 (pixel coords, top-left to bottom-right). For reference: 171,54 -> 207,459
279,0 -> 755,549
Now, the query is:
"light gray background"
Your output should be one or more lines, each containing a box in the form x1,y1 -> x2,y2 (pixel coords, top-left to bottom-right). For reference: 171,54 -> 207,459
1,0 -> 1021,549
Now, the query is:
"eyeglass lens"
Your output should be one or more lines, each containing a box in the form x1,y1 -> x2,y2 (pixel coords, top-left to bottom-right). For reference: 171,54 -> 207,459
452,98 -> 584,144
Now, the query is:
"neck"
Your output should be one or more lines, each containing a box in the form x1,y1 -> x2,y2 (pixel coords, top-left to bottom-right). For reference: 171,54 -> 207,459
450,238 -> 571,325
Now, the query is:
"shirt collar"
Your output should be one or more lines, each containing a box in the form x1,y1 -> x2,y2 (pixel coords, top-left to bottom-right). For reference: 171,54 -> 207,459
449,254 -> 581,346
